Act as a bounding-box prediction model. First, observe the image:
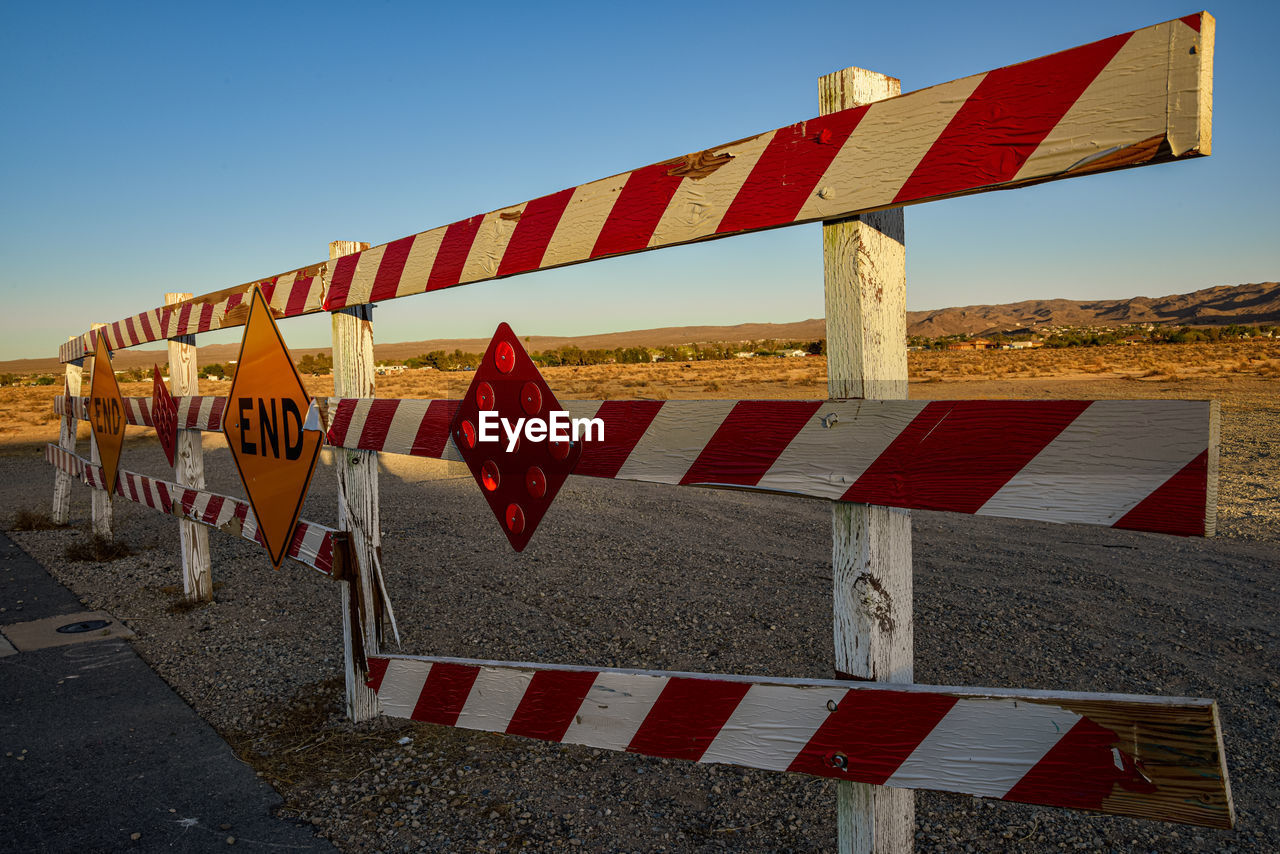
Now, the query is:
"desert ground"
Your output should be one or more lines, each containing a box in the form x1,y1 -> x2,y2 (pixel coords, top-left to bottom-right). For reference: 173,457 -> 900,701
1,342 -> 1277,852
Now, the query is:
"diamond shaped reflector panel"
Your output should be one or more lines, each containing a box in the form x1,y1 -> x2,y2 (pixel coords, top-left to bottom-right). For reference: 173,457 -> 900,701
451,323 -> 582,551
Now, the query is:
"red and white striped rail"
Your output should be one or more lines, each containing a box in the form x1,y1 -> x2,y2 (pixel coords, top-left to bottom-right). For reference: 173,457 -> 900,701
325,396 -> 1218,537
58,13 -> 1212,363
59,394 -> 1219,536
45,444 -> 336,575
367,654 -> 1232,829
57,394 -> 225,432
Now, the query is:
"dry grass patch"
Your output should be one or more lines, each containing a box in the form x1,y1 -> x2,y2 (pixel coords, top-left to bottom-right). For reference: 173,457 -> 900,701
11,507 -> 67,530
65,534 -> 133,562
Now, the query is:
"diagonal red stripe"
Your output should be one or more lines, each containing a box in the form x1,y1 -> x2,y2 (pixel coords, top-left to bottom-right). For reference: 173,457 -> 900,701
365,657 -> 390,692
1180,13 -> 1201,32
894,32 -> 1130,204
497,189 -> 576,277
575,401 -> 664,478
410,400 -> 459,458
124,316 -> 139,345
357,399 -> 401,451
369,235 -> 417,302
155,480 -> 171,511
325,252 -> 364,310
326,399 -> 359,447
717,107 -> 869,235
787,689 -> 957,783
626,677 -> 749,761
138,312 -> 155,341
410,663 -> 482,727
591,163 -> 686,258
286,276 -> 313,317
841,400 -> 1089,513
427,216 -> 485,291
208,397 -> 226,431
287,520 -> 308,558
680,401 -> 822,486
1112,449 -> 1208,537
315,531 -> 334,575
506,669 -> 599,742
1002,715 -> 1149,810
202,495 -> 226,525
180,488 -> 199,519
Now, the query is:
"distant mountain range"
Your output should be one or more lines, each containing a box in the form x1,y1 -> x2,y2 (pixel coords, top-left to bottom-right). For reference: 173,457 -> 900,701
905,281 -> 1280,338
4,282 -> 1276,375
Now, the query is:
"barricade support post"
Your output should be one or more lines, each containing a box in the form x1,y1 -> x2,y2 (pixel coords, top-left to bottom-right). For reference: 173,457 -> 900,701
821,66 -> 913,854
166,292 -> 212,603
52,337 -> 83,524
329,240 -> 382,722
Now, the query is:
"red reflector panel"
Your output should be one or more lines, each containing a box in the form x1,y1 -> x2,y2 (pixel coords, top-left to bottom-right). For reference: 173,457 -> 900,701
451,323 -> 582,551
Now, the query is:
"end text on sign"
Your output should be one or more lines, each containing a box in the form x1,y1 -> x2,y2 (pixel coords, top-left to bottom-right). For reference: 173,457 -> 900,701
235,397 -> 306,460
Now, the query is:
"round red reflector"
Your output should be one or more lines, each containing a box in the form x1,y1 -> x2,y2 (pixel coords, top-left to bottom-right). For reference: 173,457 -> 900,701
505,503 -> 525,534
495,341 -> 516,374
549,439 -> 570,461
525,466 -> 546,498
476,381 -> 495,411
481,460 -> 501,491
460,420 -> 477,448
521,382 -> 542,415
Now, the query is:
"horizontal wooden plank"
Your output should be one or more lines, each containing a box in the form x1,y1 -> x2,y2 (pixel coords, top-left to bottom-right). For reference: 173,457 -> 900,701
328,396 -> 1218,537
368,653 -> 1232,829
43,443 -> 336,575
58,13 -> 1212,363
59,394 -> 1218,537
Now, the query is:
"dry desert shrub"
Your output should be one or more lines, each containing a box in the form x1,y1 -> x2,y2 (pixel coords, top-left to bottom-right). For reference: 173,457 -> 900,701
65,534 -> 133,562
11,507 -> 66,530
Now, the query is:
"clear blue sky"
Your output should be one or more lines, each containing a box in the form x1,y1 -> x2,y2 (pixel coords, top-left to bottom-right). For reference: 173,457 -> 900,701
2,0 -> 1276,361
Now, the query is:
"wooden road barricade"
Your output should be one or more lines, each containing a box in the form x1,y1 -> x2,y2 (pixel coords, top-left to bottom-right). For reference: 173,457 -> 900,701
44,12 -> 1232,848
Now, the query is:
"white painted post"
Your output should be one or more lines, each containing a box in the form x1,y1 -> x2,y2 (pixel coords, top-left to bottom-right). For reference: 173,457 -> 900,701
166,293 -> 212,603
88,323 -> 113,538
820,68 -> 913,854
329,240 -> 382,722
52,338 -> 83,525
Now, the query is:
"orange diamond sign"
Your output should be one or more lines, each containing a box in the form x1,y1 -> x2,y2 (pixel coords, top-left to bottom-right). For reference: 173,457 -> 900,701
223,286 -> 323,568
88,334 -> 126,495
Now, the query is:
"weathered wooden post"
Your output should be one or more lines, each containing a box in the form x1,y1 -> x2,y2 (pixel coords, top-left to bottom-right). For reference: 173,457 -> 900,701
329,240 -> 382,722
52,337 -> 83,524
88,323 -> 113,538
166,292 -> 212,602
820,67 -> 913,854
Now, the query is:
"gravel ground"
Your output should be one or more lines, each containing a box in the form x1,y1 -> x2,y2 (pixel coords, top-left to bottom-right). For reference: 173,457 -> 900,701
1,379 -> 1276,853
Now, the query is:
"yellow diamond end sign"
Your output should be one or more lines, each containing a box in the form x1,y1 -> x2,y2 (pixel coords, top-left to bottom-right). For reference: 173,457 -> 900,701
88,334 -> 126,495
223,287 -> 323,568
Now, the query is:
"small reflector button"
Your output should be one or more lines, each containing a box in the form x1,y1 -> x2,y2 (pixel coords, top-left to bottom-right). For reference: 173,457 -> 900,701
526,466 -> 546,498
481,460 -> 501,492
521,382 -> 542,415
495,341 -> 516,374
